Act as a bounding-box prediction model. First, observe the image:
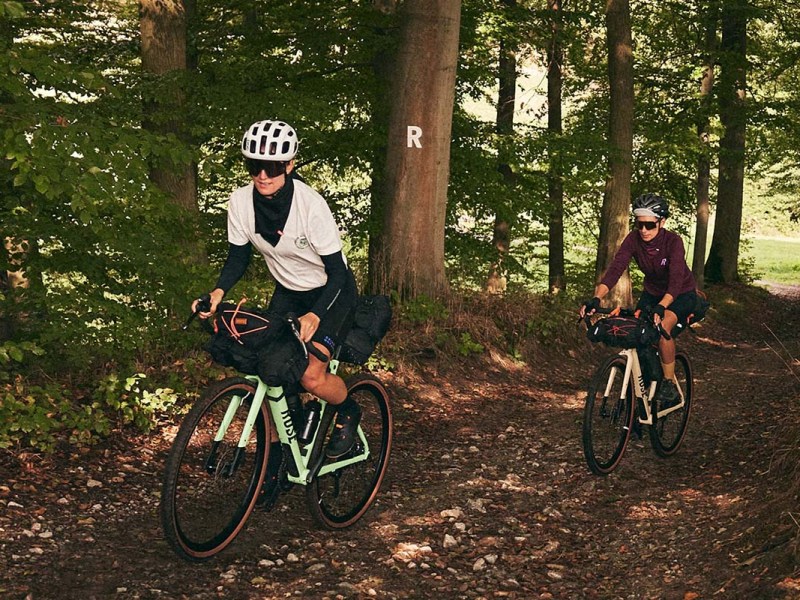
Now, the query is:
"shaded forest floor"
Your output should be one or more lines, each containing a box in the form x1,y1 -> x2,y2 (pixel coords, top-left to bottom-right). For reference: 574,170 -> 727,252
2,284 -> 800,599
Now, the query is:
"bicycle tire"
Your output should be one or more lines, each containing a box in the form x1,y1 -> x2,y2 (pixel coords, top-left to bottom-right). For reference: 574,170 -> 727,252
649,352 -> 693,457
160,377 -> 270,561
583,354 -> 635,475
305,374 -> 392,528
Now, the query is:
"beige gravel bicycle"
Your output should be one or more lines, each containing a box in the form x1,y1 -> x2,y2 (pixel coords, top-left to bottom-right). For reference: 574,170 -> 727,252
581,307 -> 693,475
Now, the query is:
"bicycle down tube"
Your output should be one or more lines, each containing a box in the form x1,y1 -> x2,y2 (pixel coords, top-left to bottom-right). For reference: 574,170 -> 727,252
211,376 -> 372,486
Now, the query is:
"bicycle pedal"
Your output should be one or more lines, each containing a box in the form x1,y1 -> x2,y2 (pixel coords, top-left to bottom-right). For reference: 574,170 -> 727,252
279,472 -> 294,492
632,419 -> 643,440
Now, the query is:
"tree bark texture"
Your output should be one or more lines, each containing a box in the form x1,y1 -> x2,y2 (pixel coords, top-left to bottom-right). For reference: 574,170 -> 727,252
692,2 -> 719,289
596,0 -> 634,306
486,1 -> 517,295
368,0 -> 399,294
547,0 -> 565,294
706,0 -> 747,284
139,0 -> 198,216
377,0 -> 461,299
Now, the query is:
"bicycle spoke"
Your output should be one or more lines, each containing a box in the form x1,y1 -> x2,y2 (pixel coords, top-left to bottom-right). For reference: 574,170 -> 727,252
649,353 -> 693,457
161,378 -> 268,561
583,355 -> 634,475
306,374 -> 392,528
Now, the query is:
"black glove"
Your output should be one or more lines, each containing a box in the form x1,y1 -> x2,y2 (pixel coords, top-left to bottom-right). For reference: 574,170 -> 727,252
651,304 -> 665,320
582,297 -> 601,315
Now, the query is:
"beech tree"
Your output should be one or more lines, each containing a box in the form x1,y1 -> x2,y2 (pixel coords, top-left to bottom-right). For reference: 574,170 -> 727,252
139,0 -> 203,262
705,0 -> 747,284
595,0 -> 634,306
376,0 -> 462,298
486,0 -> 518,295
692,0 -> 719,289
547,0 -> 565,294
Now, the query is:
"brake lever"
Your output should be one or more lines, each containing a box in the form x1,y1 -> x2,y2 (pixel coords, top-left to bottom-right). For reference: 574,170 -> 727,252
286,316 -> 310,360
286,315 -> 329,363
182,294 -> 212,330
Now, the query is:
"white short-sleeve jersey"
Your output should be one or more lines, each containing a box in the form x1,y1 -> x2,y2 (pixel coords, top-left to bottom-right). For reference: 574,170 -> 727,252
226,180 -> 346,291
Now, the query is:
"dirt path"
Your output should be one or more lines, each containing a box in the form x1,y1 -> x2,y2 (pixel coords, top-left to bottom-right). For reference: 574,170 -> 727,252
2,290 -> 800,600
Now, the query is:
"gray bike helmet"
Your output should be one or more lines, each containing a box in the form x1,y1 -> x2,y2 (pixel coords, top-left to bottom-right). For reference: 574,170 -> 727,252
632,193 -> 669,219
241,120 -> 299,161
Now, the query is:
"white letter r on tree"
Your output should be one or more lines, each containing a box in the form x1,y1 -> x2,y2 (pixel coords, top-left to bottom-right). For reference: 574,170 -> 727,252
407,126 -> 422,148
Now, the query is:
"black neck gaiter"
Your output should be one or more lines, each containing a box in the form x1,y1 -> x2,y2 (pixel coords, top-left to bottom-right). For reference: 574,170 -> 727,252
253,176 -> 294,247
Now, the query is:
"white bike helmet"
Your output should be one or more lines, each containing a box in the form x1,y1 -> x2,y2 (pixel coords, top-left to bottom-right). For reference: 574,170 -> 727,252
241,120 -> 299,161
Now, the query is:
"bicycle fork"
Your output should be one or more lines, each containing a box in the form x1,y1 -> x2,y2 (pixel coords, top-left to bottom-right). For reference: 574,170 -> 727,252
205,385 -> 268,477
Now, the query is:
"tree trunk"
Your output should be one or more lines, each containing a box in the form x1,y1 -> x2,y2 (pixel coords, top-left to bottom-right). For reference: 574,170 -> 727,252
547,0 -> 565,294
486,1 -> 517,295
139,0 -> 200,227
706,0 -> 747,284
376,0 -> 461,299
596,0 -> 634,307
692,1 -> 718,289
367,0 -> 399,295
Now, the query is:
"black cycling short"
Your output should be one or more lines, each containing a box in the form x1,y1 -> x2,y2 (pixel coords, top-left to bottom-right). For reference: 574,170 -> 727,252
637,289 -> 698,326
267,271 -> 357,355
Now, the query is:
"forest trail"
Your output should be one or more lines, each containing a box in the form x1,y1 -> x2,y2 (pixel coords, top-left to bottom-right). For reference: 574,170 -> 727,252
2,288 -> 800,600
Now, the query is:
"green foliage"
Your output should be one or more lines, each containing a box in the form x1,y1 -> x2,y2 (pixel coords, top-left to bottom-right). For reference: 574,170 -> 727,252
0,339 -> 43,365
457,332 -> 484,357
398,294 -> 450,325
0,0 -> 796,451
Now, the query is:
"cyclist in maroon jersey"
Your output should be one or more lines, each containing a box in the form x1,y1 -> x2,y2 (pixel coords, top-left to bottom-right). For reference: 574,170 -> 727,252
579,193 -> 698,408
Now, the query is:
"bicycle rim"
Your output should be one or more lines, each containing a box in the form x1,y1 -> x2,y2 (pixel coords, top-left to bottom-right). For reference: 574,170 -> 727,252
649,352 -> 693,457
160,378 -> 269,561
583,355 -> 634,475
306,374 -> 392,528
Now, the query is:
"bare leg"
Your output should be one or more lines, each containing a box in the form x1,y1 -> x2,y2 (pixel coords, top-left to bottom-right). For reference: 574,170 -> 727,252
659,310 -> 679,378
300,343 -> 348,405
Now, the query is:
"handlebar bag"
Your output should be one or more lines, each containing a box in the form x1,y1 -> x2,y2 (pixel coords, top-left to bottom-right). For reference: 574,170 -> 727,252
587,316 -> 659,349
204,302 -> 288,376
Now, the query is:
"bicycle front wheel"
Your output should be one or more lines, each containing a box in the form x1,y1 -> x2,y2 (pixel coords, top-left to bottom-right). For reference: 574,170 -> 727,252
649,352 -> 693,457
306,374 -> 392,528
583,354 -> 634,475
160,377 -> 270,561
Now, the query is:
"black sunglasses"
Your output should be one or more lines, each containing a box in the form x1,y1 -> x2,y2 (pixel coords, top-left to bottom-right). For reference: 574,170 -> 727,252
245,159 -> 288,178
635,220 -> 659,231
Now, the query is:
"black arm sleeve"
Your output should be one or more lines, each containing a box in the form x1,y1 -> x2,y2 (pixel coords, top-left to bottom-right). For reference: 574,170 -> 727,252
310,251 -> 348,319
214,242 -> 252,294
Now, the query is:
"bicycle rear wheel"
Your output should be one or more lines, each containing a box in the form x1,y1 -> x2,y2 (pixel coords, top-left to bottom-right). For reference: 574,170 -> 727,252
583,354 -> 635,475
306,374 -> 392,528
160,377 -> 270,561
649,352 -> 692,457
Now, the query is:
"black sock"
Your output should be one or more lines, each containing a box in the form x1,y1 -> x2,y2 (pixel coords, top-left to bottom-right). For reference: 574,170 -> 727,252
266,442 -> 282,477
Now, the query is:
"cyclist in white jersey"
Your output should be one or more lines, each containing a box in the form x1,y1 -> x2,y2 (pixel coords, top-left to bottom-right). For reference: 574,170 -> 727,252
193,121 -> 361,493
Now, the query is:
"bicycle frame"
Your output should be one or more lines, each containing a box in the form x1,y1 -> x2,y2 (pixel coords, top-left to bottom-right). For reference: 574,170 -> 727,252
212,358 -> 371,485
612,348 -> 686,425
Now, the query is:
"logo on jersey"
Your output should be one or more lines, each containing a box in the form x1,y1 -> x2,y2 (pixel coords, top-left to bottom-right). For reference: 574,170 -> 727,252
295,236 -> 309,249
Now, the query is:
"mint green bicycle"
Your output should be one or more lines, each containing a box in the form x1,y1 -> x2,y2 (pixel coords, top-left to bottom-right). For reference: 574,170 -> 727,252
160,308 -> 393,561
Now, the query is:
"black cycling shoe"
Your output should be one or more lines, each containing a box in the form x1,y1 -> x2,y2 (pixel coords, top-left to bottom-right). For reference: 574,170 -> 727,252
325,398 -> 362,459
257,442 -> 283,511
656,379 -> 680,410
